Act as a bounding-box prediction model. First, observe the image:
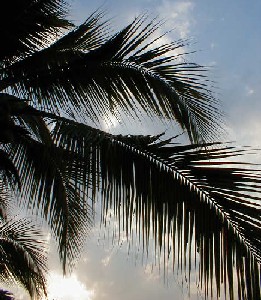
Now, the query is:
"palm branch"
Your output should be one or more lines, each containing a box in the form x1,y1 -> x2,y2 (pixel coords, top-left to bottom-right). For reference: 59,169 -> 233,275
1,12 -> 222,143
0,216 -> 47,299
0,0 -> 71,61
48,115 -> 261,299
0,101 -> 93,273
1,95 -> 261,298
0,161 -> 47,299
0,6 -> 225,274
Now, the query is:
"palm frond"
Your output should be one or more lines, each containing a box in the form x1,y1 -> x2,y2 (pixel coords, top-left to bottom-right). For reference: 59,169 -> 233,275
47,115 -> 261,299
0,218 -> 47,299
53,9 -> 110,52
1,15 -> 221,143
0,95 -> 92,272
100,176 -> 261,300
1,98 -> 260,297
0,5 -> 259,299
52,118 -> 261,253
4,140 -> 92,273
0,150 -> 20,189
0,0 -> 72,61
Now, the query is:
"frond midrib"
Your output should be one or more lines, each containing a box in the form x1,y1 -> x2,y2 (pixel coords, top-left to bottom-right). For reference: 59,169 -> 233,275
110,137 -> 261,263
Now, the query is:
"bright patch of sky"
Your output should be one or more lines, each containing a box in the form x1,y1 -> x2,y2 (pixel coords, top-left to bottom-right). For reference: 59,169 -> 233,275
47,272 -> 94,300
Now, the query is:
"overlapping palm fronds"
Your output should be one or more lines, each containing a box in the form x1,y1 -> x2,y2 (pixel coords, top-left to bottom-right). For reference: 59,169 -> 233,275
48,116 -> 261,299
0,99 -> 93,273
0,217 -> 48,299
1,11 -> 222,143
0,179 -> 47,298
1,95 -> 260,298
0,1 -> 260,299
0,187 -> 47,299
1,87 -> 260,300
0,0 -> 71,61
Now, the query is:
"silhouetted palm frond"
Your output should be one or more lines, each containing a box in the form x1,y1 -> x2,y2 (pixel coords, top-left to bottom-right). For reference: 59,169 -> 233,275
0,150 -> 20,189
3,138 -> 92,274
0,95 -> 93,272
0,3 -> 260,299
48,115 -> 261,299
0,0 -> 71,61
1,13 -> 221,143
0,217 -> 47,299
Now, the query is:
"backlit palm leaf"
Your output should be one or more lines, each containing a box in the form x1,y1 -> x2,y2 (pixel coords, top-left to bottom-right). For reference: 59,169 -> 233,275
0,150 -> 20,189
49,115 -> 261,299
1,13 -> 221,143
0,94 -> 93,272
0,217 -> 47,299
0,3 -> 260,299
0,0 -> 71,61
3,135 -> 92,274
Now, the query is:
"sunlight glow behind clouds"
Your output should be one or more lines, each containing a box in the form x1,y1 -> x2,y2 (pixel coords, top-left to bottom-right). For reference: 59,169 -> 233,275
101,114 -> 120,132
48,272 -> 94,300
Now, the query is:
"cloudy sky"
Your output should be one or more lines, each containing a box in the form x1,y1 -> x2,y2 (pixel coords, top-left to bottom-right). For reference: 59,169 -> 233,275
7,0 -> 261,299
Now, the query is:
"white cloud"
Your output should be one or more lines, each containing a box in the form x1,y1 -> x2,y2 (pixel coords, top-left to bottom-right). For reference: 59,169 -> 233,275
48,272 -> 94,300
246,86 -> 255,96
156,1 -> 195,39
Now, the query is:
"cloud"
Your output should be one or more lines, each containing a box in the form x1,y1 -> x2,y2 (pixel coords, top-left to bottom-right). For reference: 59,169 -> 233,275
47,272 -> 94,300
156,1 -> 195,39
246,86 -> 255,96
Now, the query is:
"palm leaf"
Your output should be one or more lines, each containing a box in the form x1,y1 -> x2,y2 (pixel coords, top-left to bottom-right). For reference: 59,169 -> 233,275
0,0 -> 72,61
5,140 -> 92,274
0,217 -> 47,299
1,15 -> 222,143
0,150 -> 20,189
0,94 -> 93,272
0,5 -> 259,298
1,96 -> 260,298
47,115 -> 260,299
18,109 -> 259,262
53,9 -> 110,52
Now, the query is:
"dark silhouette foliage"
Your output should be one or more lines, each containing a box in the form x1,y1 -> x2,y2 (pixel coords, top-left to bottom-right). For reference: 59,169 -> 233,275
0,1 -> 260,299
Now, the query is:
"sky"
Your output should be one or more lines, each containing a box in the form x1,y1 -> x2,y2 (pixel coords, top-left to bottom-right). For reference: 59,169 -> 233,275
6,1 -> 261,299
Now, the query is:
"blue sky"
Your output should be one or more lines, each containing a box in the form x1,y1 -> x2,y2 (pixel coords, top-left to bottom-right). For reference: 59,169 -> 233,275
8,1 -> 261,299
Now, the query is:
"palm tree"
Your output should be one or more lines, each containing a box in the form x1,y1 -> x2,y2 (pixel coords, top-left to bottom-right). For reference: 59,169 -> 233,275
0,1 -> 260,299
